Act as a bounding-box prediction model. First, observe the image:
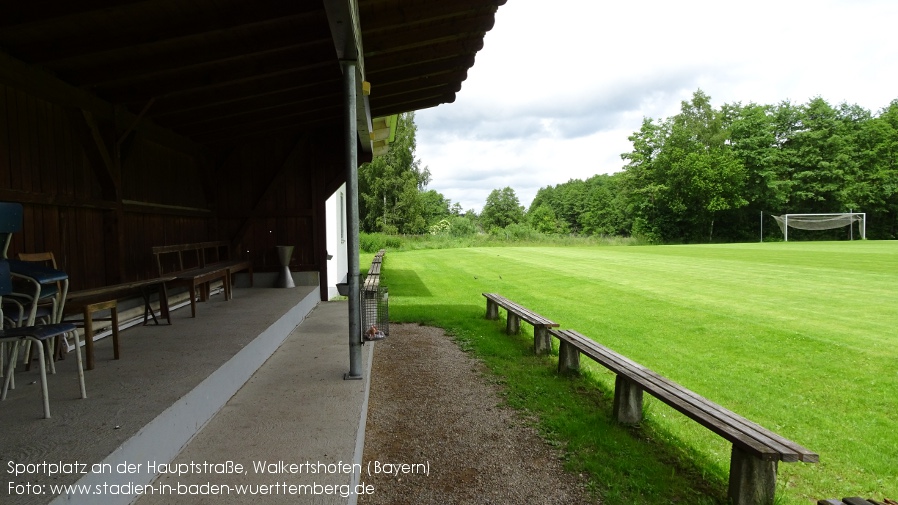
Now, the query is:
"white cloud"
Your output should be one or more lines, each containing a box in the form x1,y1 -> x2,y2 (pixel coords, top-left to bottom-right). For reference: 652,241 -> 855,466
415,0 -> 898,212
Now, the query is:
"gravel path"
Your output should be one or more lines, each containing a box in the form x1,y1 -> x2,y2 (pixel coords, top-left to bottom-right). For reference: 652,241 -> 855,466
359,324 -> 597,505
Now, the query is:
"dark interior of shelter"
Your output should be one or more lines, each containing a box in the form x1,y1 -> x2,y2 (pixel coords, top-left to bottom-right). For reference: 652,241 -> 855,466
0,0 -> 504,300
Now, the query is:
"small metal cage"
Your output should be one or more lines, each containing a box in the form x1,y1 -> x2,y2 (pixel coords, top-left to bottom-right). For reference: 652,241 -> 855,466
362,286 -> 389,339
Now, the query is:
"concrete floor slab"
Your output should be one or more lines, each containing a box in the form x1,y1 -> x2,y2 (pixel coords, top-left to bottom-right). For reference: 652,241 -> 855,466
1,286 -> 366,505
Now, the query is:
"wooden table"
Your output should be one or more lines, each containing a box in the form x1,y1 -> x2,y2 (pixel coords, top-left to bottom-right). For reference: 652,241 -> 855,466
65,276 -> 174,370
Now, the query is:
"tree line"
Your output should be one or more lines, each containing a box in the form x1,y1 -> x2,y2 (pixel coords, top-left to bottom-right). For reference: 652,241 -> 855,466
360,93 -> 898,242
532,90 -> 898,242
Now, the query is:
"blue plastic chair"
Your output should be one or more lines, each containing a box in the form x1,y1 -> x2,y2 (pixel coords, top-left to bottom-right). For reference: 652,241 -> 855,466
0,202 -> 23,260
1,260 -> 85,418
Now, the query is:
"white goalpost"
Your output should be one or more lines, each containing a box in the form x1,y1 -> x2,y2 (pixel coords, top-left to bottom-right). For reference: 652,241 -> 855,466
772,213 -> 866,241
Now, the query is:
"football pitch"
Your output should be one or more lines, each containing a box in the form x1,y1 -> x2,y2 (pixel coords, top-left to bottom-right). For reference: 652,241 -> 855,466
382,241 -> 898,504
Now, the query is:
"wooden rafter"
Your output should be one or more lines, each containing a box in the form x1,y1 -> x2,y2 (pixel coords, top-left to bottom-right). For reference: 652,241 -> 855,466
229,135 -> 309,251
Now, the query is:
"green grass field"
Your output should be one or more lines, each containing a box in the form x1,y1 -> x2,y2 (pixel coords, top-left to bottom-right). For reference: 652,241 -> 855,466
377,241 -> 898,504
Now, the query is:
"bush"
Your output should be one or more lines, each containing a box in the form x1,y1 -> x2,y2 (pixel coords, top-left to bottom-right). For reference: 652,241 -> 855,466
359,232 -> 387,253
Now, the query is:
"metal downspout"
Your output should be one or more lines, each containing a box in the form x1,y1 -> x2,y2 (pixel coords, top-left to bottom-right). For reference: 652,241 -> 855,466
343,59 -> 363,380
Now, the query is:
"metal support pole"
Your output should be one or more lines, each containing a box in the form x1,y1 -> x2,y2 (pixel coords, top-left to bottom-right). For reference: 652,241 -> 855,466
343,60 -> 362,380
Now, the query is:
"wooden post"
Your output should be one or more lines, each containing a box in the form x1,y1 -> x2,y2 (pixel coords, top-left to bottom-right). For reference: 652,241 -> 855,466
533,325 -> 552,354
612,375 -> 643,424
506,313 -> 520,335
485,299 -> 498,320
728,445 -> 778,505
557,340 -> 580,374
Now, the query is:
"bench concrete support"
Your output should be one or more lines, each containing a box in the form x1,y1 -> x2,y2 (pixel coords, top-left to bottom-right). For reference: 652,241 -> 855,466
612,375 -> 643,424
533,325 -> 552,355
506,313 -> 520,335
557,340 -> 580,374
485,299 -> 499,320
728,446 -> 777,505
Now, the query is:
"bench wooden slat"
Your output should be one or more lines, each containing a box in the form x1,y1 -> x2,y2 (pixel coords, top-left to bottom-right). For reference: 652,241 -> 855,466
550,328 -> 818,463
483,293 -> 558,327
66,276 -> 176,302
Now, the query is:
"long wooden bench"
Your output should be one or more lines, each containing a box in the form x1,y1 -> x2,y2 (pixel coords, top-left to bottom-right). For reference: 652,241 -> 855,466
363,249 -> 385,293
152,242 -> 252,318
549,328 -> 818,505
483,293 -> 559,354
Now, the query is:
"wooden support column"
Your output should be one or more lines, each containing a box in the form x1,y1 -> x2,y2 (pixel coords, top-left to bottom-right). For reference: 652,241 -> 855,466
612,375 -> 643,424
728,446 -> 778,505
557,340 -> 580,374
533,325 -> 552,354
506,313 -> 520,335
485,299 -> 498,320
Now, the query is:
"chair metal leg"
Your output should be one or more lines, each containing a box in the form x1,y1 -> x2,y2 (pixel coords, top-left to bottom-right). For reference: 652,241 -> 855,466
1,340 -> 19,398
72,330 -> 86,399
28,338 -> 51,418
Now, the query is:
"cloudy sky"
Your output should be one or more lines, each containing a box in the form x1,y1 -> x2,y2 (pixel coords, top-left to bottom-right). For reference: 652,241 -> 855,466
414,0 -> 898,213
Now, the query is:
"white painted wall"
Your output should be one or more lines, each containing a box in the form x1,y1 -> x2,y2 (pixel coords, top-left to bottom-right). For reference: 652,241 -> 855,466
326,183 -> 349,299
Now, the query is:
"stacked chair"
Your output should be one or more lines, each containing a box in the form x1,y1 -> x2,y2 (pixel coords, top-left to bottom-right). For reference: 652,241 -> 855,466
0,202 -> 85,419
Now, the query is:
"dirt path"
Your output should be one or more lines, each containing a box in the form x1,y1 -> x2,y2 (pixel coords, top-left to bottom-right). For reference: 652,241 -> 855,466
359,324 -> 597,505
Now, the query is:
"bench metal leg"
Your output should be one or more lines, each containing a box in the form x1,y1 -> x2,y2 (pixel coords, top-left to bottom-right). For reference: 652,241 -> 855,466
506,313 -> 520,335
485,299 -> 498,320
533,325 -> 551,355
613,375 -> 643,424
558,340 -> 580,374
728,446 -> 777,505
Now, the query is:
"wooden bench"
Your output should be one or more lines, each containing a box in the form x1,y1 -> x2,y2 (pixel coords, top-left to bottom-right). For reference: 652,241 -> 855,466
482,293 -> 559,354
152,242 -> 253,318
65,276 -> 174,369
549,328 -> 818,505
364,249 -> 385,293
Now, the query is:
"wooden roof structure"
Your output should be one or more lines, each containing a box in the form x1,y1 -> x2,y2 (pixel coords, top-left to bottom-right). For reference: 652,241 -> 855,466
0,0 -> 503,148
0,0 -> 504,298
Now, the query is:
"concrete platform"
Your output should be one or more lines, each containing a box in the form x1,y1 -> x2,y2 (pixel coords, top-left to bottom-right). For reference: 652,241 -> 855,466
1,286 -> 371,505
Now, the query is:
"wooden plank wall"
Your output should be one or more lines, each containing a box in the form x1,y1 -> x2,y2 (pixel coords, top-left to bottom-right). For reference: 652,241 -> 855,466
217,128 -> 344,274
1,83 -> 344,290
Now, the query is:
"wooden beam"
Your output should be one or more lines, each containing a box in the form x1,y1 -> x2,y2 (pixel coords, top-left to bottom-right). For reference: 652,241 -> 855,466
68,29 -> 331,88
11,2 -> 319,63
166,92 -> 342,131
0,0 -> 146,29
94,42 -> 335,102
229,135 -> 309,251
149,77 -> 342,122
0,49 -> 209,159
366,55 -> 473,83
363,13 -> 495,55
371,90 -> 456,116
188,105 -> 342,144
0,189 -> 116,210
360,0 -> 499,32
65,108 -> 119,201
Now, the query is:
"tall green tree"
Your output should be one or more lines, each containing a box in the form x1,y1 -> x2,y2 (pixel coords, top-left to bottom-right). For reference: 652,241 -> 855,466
481,187 -> 525,229
358,112 -> 433,234
622,90 -> 747,242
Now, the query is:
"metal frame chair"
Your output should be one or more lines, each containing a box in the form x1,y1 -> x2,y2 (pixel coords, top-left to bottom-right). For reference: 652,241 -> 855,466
1,260 -> 85,418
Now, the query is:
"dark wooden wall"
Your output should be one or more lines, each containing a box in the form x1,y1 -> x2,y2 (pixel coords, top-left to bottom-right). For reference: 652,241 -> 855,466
1,82 -> 346,293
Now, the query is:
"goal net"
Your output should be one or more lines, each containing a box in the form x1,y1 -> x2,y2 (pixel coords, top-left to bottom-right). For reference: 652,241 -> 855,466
772,213 -> 865,241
